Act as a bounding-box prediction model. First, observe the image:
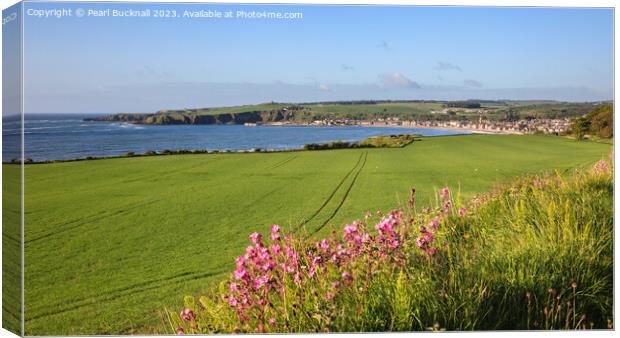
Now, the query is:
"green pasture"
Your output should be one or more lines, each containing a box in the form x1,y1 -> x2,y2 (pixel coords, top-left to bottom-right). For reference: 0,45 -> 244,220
304,102 -> 443,115
11,134 -> 610,334
164,101 -> 442,119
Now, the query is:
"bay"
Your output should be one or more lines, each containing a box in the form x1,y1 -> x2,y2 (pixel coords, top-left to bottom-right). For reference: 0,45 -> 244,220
2,114 -> 470,162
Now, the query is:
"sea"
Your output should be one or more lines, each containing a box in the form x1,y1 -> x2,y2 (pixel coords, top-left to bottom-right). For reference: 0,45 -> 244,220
2,114 -> 470,162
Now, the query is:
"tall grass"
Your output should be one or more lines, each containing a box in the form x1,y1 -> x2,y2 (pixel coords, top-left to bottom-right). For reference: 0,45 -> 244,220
167,155 -> 613,333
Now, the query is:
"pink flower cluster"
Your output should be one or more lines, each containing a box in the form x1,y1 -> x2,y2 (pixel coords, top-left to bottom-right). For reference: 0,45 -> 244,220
179,308 -> 195,321
225,224 -> 298,328
217,212 -> 406,331
176,308 -> 196,334
415,187 -> 462,256
374,211 -> 403,258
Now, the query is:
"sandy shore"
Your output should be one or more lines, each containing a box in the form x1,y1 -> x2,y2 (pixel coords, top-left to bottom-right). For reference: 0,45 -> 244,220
257,122 -> 519,135
361,123 -> 519,135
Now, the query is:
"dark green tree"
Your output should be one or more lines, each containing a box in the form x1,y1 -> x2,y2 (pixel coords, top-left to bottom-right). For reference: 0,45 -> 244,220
571,117 -> 591,141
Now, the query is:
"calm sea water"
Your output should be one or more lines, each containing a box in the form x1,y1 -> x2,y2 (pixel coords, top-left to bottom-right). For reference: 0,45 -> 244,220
2,114 -> 469,162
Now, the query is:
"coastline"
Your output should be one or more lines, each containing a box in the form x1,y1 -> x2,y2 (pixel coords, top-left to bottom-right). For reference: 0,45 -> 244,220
253,122 -> 518,135
359,123 -> 515,135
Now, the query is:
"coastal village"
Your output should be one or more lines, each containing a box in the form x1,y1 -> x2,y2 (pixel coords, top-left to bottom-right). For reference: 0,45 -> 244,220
251,116 -> 572,135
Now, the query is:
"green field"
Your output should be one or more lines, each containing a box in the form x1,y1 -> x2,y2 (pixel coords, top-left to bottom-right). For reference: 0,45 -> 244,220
162,102 -> 443,116
14,135 -> 610,334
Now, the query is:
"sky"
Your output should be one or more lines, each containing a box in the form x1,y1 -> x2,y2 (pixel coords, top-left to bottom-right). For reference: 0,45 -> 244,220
6,2 -> 615,113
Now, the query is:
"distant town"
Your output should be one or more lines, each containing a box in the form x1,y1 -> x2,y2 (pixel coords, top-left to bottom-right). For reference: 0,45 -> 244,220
250,116 -> 572,135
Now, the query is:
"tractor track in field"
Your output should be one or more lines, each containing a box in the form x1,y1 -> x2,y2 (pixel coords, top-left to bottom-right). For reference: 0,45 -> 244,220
25,180 -> 212,247
295,152 -> 365,232
310,151 -> 368,236
25,158 -> 225,245
24,197 -> 165,245
26,269 -> 228,322
266,155 -> 298,170
119,158 -> 224,185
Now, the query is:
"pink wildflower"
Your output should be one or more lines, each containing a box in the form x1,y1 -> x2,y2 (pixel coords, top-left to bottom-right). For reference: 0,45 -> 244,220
180,308 -> 195,321
353,234 -> 362,246
318,239 -> 330,252
253,274 -> 270,289
308,266 -> 316,277
415,228 -> 435,253
246,245 -> 255,256
389,239 -> 400,249
342,272 -> 353,285
249,232 -> 263,244
336,243 -> 347,255
415,237 -> 425,248
268,318 -> 276,326
361,233 -> 371,243
441,187 -> 450,198
458,207 -> 467,217
176,327 -> 185,335
270,224 -> 281,241
234,267 -> 247,280
293,272 -> 301,284
344,223 -> 357,235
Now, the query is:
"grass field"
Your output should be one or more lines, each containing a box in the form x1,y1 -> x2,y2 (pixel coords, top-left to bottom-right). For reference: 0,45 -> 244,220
13,134 -> 610,334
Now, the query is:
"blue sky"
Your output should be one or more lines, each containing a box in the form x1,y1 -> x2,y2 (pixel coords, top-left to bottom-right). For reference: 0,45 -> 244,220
14,2 -> 615,113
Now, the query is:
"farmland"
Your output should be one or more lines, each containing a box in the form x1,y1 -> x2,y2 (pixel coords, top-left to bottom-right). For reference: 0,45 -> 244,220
15,134 -> 611,334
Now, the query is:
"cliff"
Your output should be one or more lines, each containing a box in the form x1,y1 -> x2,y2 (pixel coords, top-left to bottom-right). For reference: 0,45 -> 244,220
84,110 -> 297,125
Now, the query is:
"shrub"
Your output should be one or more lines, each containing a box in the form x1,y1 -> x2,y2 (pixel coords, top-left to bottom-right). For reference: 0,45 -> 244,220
304,141 -> 357,151
571,103 -> 613,140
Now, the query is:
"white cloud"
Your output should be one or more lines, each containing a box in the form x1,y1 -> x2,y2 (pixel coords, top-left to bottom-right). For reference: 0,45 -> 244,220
318,84 -> 330,91
379,72 -> 420,89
